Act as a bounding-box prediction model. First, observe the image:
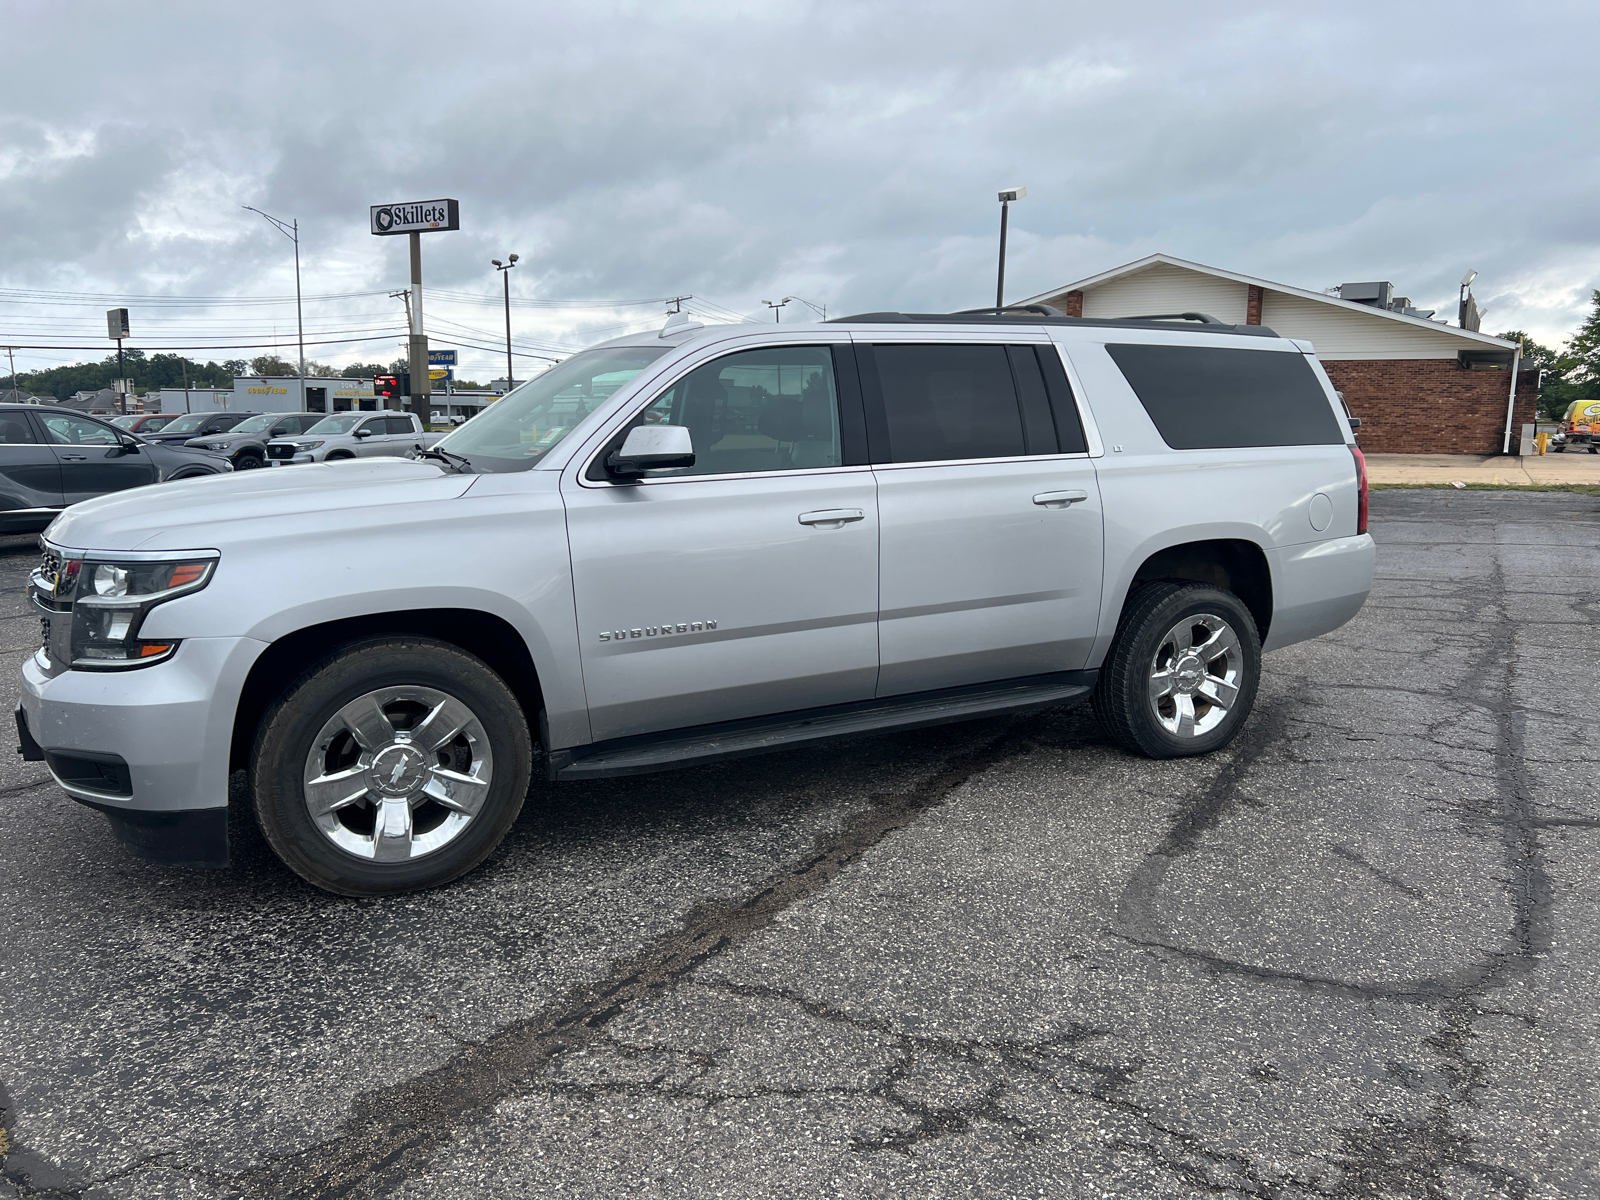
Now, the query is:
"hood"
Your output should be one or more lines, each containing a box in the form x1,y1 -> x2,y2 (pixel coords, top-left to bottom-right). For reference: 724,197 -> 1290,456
46,457 -> 476,552
184,433 -> 239,447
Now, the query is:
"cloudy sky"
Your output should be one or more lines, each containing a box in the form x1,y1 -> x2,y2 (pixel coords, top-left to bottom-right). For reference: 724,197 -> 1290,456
2,0 -> 1596,382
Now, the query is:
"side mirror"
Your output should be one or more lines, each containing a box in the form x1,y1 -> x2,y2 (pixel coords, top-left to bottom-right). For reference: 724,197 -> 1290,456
353,427 -> 372,438
117,435 -> 141,453
607,424 -> 695,477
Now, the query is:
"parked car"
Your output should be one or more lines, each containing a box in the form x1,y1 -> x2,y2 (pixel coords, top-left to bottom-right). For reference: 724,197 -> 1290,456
20,307 -> 1373,896
0,405 -> 231,534
111,414 -> 179,434
182,411 -> 326,471
139,411 -> 259,445
264,411 -> 440,465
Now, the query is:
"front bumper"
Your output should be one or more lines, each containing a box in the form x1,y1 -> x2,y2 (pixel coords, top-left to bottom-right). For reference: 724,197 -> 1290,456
19,635 -> 268,866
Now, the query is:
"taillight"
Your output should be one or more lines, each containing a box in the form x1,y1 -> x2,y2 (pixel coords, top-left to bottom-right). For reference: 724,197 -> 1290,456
1351,446 -> 1368,535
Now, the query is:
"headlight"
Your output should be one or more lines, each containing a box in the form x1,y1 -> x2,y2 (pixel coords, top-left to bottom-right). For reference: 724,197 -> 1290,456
70,557 -> 217,669
295,440 -> 325,450
211,441 -> 232,451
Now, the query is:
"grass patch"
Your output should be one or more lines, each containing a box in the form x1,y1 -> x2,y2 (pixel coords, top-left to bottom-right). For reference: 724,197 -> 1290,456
1372,482 -> 1600,497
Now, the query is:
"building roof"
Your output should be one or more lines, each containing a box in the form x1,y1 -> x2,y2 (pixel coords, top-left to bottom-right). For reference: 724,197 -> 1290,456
1024,253 -> 1517,354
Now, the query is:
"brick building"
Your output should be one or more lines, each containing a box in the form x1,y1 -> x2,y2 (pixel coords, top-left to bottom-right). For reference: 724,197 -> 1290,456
1025,254 -> 1538,454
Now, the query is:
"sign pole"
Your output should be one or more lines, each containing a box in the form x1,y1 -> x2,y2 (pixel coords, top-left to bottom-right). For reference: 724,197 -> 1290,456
117,337 -> 125,414
408,232 -> 429,421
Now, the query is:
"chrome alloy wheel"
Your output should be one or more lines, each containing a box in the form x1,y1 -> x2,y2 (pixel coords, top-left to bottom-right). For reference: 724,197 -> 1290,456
1147,613 -> 1242,738
302,686 -> 494,862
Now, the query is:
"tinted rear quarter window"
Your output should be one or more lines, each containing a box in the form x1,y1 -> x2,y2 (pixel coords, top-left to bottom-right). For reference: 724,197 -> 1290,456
1105,344 -> 1343,449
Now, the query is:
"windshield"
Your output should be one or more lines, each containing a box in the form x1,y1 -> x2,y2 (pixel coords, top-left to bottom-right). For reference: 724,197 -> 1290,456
436,346 -> 669,470
111,416 -> 139,429
305,414 -> 364,435
227,413 -> 282,435
163,413 -> 213,433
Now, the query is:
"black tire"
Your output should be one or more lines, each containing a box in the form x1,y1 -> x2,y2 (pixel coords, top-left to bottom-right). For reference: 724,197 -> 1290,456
326,450 -> 354,461
251,636 -> 532,896
1091,583 -> 1261,759
234,452 -> 264,470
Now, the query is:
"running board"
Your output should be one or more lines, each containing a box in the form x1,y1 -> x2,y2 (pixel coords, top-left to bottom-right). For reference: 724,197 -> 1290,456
547,671 -> 1096,781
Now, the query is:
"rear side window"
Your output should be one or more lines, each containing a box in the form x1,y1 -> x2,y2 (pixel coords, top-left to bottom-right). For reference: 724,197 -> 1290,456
1105,344 -> 1344,449
871,344 -> 1025,463
385,417 -> 414,434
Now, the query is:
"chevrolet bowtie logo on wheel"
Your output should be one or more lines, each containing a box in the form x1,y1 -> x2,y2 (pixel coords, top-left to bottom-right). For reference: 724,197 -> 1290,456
369,199 -> 460,236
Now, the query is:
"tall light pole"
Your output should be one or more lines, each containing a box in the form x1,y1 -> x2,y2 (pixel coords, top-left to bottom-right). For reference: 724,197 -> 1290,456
996,186 -> 1026,311
242,206 -> 306,381
763,298 -> 790,323
492,255 -> 519,390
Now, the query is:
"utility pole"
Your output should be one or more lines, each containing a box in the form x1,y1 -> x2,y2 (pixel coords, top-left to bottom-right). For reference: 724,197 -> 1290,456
3,346 -> 16,398
492,254 -> 519,391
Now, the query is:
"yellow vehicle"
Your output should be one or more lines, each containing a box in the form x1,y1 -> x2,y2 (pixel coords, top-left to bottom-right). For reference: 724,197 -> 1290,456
1553,399 -> 1600,453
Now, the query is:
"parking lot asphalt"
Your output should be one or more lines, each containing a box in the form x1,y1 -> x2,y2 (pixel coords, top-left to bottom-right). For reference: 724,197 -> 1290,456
2,489 -> 1597,1200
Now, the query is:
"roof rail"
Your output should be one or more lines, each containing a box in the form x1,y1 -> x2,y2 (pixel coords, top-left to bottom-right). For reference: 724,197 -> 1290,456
825,310 -> 1280,338
1120,312 -> 1225,325
951,304 -> 1065,317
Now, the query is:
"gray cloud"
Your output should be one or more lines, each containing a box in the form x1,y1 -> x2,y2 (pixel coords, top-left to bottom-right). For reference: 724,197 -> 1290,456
2,0 -> 1595,380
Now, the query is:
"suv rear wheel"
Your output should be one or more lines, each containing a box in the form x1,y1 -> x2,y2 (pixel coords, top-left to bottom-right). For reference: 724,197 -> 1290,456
251,636 -> 532,895
1092,583 -> 1261,758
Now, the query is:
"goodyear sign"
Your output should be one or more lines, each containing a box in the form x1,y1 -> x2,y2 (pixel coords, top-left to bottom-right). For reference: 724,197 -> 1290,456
370,199 -> 460,236
428,350 -> 457,366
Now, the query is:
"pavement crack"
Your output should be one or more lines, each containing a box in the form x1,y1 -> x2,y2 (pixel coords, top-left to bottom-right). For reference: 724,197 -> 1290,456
1328,842 -> 1428,901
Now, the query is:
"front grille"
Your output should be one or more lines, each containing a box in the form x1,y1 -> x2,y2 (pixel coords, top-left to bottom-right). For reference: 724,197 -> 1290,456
266,444 -> 295,460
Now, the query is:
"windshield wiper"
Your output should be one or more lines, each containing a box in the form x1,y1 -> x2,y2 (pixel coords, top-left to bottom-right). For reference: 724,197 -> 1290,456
418,446 -> 475,473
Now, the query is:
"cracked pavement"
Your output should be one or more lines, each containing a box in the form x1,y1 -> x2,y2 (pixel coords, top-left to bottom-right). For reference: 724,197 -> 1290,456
1,489 -> 1597,1198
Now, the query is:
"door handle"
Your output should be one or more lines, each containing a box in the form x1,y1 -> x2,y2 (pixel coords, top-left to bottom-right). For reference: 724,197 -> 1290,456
60,454 -> 87,461
798,508 -> 865,527
1033,489 -> 1088,508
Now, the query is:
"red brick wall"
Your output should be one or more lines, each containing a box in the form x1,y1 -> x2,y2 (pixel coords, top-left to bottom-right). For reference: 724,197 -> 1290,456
1246,285 -> 1264,325
1064,290 -> 1083,318
1320,359 -> 1540,454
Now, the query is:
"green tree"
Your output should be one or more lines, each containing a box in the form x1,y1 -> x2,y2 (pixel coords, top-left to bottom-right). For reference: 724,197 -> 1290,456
248,355 -> 297,377
1495,331 -> 1567,419
1502,292 -> 1600,420
342,362 -> 389,378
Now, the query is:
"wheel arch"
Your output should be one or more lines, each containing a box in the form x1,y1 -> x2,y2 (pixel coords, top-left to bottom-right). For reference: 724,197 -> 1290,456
229,608 -> 544,772
1121,538 -> 1273,644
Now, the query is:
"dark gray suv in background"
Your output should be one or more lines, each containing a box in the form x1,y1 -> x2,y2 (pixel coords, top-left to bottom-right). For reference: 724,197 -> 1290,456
0,405 -> 231,533
183,411 -> 325,471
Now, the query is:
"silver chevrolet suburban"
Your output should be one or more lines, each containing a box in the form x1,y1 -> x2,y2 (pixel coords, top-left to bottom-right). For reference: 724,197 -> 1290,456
18,307 -> 1375,896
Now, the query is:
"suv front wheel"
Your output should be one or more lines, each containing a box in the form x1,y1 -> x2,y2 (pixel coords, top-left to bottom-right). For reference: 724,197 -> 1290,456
251,636 -> 532,895
1092,583 -> 1261,758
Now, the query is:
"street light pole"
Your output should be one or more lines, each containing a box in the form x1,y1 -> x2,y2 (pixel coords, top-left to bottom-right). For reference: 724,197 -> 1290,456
492,254 -> 519,390
763,298 -> 789,323
242,206 -> 306,382
995,186 -> 1026,311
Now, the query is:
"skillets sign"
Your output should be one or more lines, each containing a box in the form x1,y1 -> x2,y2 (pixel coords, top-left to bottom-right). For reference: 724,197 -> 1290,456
370,199 -> 460,236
